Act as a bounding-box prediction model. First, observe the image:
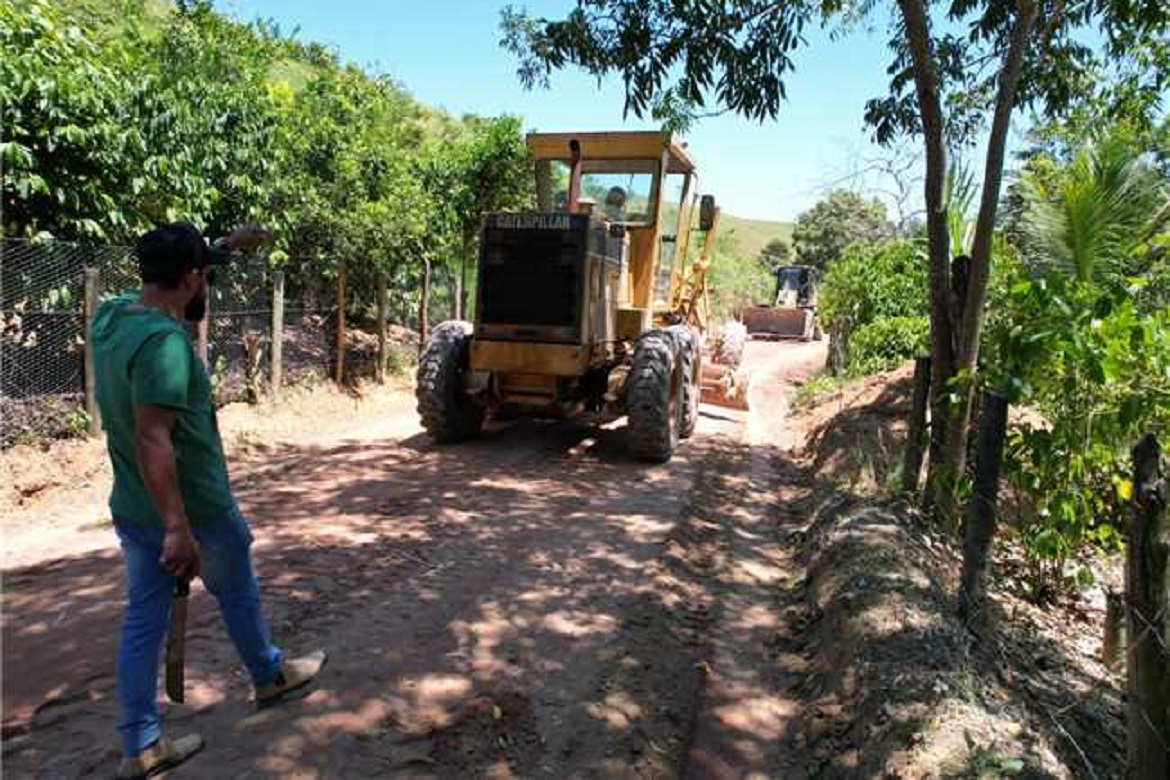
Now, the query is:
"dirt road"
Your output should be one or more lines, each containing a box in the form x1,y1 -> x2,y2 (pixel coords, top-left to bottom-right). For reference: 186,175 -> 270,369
2,340 -> 825,779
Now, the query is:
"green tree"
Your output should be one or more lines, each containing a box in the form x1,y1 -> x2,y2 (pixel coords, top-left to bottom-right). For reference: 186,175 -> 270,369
443,115 -> 533,318
130,0 -> 282,235
501,0 -> 1170,523
819,240 -> 929,374
707,230 -> 770,316
758,237 -> 790,268
984,270 -> 1170,597
791,190 -> 891,272
980,129 -> 1170,597
1,0 -> 140,240
1013,130 -> 1169,288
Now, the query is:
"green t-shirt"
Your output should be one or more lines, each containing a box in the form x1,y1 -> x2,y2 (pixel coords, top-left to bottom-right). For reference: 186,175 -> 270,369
92,293 -> 233,526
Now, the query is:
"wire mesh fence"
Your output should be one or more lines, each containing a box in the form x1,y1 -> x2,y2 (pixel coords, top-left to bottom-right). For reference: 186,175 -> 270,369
2,240 -> 92,445
207,256 -> 278,404
0,239 -> 352,449
277,254 -> 336,388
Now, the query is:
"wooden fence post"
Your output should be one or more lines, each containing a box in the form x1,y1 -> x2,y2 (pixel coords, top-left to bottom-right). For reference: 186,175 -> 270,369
418,257 -> 431,358
1102,589 -> 1125,671
83,267 -> 102,436
1126,433 -> 1168,779
335,258 -> 346,385
901,355 -> 931,495
375,273 -> 387,384
270,270 -> 284,396
957,391 -> 1009,625
195,296 -> 209,367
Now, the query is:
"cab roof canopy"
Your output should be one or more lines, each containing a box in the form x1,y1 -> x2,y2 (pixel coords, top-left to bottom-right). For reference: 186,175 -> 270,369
526,131 -> 696,174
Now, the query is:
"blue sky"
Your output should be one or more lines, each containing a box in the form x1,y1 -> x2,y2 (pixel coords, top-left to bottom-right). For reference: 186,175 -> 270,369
217,0 -> 933,222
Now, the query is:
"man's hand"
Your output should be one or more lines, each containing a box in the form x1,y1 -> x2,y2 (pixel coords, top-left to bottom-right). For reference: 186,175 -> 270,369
225,224 -> 273,253
161,527 -> 201,580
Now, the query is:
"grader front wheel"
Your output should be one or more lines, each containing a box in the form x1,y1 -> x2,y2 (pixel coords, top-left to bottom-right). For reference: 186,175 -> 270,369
668,325 -> 699,439
627,329 -> 685,462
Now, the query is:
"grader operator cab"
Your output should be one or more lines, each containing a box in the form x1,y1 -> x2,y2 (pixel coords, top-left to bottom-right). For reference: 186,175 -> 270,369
743,264 -> 822,341
416,131 -> 738,462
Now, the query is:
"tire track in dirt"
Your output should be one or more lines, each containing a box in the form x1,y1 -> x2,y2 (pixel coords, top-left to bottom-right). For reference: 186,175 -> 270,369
2,341 -> 826,779
677,341 -> 823,779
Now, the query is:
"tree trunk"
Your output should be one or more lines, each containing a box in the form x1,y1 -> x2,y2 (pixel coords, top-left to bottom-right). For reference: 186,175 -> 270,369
1126,434 -> 1168,780
901,355 -> 932,496
897,0 -> 954,518
933,0 -> 1038,525
270,270 -> 284,397
458,227 -> 475,321
375,273 -> 387,384
418,257 -> 431,357
455,264 -> 464,321
1102,589 -> 1125,671
958,392 -> 1009,626
335,257 -> 347,386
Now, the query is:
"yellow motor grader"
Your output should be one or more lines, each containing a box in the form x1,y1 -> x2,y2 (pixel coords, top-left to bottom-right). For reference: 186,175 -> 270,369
416,130 -> 744,462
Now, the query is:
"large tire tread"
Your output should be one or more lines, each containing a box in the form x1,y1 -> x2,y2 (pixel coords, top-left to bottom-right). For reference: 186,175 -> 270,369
667,325 -> 699,439
627,329 -> 681,462
416,321 -> 484,443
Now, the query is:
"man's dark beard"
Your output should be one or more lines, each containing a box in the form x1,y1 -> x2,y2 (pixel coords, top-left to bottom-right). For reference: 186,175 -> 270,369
183,292 -> 207,322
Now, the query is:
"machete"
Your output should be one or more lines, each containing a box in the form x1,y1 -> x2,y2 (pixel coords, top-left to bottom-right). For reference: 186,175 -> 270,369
165,578 -> 190,703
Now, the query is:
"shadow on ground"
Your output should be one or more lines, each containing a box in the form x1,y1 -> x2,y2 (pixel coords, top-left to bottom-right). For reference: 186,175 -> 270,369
2,411 -> 814,779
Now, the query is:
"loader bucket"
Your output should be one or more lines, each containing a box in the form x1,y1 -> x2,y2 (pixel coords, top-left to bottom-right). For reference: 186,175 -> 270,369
743,306 -> 814,340
699,362 -> 749,411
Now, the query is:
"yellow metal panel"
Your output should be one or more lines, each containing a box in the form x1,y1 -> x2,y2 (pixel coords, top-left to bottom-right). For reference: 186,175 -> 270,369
628,226 -> 659,309
500,373 -> 557,391
470,340 -> 590,376
673,175 -> 695,272
616,308 -> 651,341
525,131 -> 696,173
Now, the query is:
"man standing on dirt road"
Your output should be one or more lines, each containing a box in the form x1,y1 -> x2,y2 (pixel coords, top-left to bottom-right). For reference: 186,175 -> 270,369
92,222 -> 326,779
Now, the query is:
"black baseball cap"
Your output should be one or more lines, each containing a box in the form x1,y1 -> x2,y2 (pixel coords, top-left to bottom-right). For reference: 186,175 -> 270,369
136,222 -> 232,286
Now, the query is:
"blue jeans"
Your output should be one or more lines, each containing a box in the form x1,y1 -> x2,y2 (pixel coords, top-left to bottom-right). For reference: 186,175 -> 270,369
114,508 -> 282,757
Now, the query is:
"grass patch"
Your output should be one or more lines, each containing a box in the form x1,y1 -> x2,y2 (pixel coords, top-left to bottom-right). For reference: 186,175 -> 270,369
386,343 -> 418,379
790,374 -> 842,412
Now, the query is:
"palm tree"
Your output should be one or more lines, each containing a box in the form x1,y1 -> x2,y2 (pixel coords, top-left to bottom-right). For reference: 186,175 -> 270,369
1018,132 -> 1169,285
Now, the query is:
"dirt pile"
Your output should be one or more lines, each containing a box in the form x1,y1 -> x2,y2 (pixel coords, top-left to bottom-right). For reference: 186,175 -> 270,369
784,495 -> 1074,777
781,364 -> 1126,779
799,364 -> 914,492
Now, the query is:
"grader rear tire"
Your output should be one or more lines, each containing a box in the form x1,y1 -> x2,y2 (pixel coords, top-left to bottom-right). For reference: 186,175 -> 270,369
416,321 -> 485,443
627,329 -> 682,462
668,325 -> 699,439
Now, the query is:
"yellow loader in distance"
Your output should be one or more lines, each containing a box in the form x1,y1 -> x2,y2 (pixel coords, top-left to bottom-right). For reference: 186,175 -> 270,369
743,264 -> 823,341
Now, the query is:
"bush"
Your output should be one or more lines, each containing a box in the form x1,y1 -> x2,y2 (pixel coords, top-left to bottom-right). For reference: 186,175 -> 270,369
386,342 -> 417,378
846,315 -> 930,377
986,274 -> 1170,599
818,240 -> 928,375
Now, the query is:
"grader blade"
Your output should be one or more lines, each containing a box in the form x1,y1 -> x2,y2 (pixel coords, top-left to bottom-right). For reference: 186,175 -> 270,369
699,362 -> 749,411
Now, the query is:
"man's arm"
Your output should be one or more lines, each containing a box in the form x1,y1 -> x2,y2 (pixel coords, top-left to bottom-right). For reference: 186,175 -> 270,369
135,403 -> 200,579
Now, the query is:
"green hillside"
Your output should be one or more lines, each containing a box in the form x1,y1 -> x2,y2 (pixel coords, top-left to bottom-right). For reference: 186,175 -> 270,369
47,0 -> 795,278
718,213 -> 794,261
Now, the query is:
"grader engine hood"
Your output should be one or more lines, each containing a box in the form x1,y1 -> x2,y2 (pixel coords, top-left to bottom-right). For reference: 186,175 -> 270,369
475,212 -> 623,344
